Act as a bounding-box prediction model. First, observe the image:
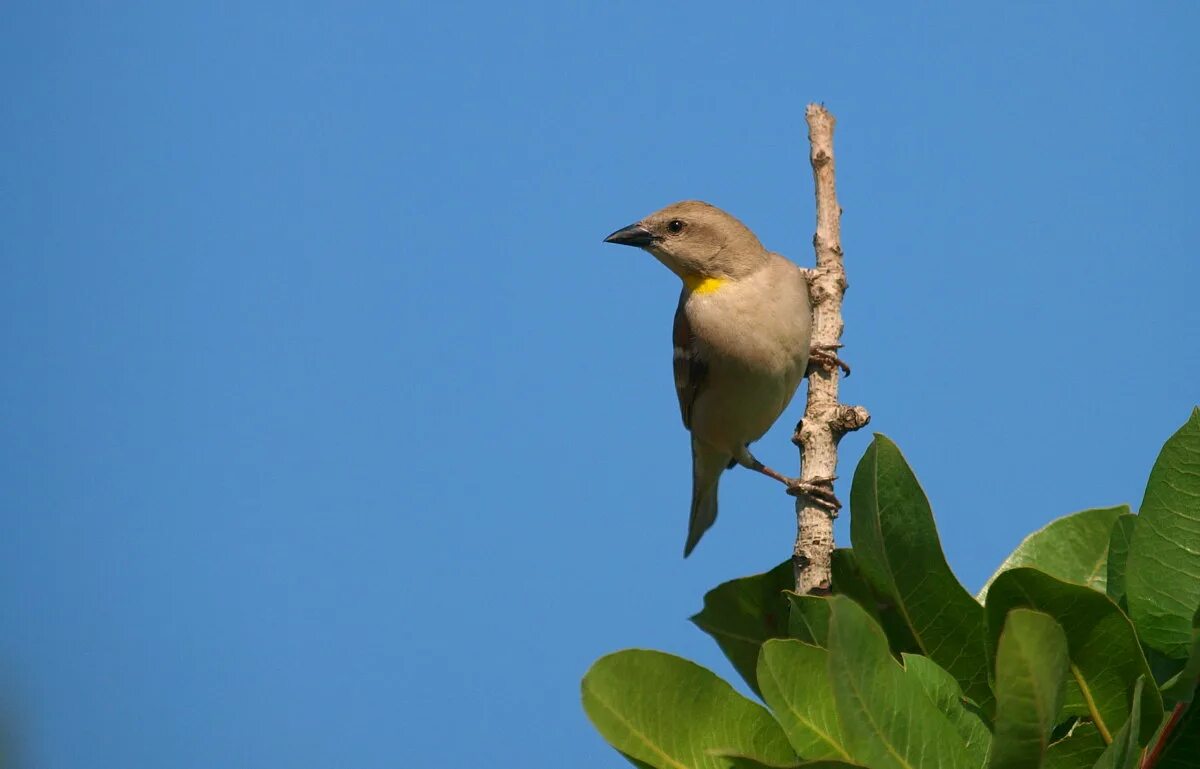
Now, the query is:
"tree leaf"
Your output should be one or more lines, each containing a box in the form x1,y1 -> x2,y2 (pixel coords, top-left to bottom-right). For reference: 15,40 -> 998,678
986,609 -> 1070,769
758,639 -> 854,762
1154,701 -> 1199,769
582,650 -> 797,769
1105,515 -> 1137,609
1159,606 -> 1200,704
717,756 -> 867,769
785,593 -> 832,647
826,596 -> 980,769
829,548 -> 881,617
1126,408 -> 1200,659
691,561 -> 794,697
903,654 -> 991,766
978,507 -> 1128,601
1042,722 -> 1106,769
830,548 -> 920,655
618,751 -> 659,769
1091,677 -> 1144,769
711,757 -> 785,769
849,434 -> 993,710
984,568 -> 1163,744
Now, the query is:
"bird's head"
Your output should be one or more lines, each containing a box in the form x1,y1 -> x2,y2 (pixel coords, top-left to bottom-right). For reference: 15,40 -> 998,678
603,201 -> 767,284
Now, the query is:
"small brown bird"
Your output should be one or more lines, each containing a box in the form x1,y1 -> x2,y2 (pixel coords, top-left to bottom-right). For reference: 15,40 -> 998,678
605,201 -> 825,556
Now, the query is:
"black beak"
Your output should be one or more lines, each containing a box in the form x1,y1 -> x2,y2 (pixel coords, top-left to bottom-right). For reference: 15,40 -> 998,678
603,223 -> 656,248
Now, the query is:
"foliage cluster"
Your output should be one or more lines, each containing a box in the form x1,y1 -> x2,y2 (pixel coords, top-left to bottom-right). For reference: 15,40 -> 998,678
583,410 -> 1200,769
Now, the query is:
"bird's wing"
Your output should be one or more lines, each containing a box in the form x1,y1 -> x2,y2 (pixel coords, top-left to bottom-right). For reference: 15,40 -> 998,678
672,295 -> 707,431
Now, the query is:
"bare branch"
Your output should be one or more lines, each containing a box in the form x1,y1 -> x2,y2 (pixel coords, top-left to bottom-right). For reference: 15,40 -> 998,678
793,105 -> 870,594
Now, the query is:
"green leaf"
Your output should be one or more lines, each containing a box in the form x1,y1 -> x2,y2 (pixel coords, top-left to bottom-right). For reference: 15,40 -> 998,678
1105,515 -> 1137,609
984,568 -> 1164,744
712,757 -> 791,769
830,548 -> 879,613
830,548 -> 921,655
785,593 -> 831,647
1154,702 -> 1199,768
691,561 -> 794,697
826,596 -> 980,769
978,506 -> 1128,601
903,654 -> 991,766
1126,408 -> 1200,659
758,640 -> 854,762
849,434 -> 993,710
986,609 -> 1070,769
1042,722 -> 1106,769
1145,645 -> 1187,690
618,752 -> 658,769
1091,677 -> 1144,769
582,650 -> 797,769
1160,607 -> 1200,704
717,757 -> 866,769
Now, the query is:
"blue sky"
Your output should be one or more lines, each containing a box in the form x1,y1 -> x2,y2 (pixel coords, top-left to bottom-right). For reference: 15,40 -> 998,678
1,2 -> 1197,767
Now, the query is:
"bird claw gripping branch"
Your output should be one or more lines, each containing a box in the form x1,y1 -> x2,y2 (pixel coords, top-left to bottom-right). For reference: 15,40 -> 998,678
807,343 -> 851,378
787,475 -> 842,514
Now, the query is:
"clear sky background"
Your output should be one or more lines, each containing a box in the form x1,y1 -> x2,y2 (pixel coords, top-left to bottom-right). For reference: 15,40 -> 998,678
2,2 -> 1197,768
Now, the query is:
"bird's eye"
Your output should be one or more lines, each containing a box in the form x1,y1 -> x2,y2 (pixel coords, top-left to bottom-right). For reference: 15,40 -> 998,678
667,219 -> 685,234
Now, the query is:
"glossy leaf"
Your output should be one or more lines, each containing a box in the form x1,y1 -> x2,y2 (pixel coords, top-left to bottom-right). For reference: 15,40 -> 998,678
785,593 -> 831,647
691,561 -> 793,697
714,758 -> 792,769
1042,722 -> 1106,769
758,640 -> 854,762
1159,606 -> 1200,704
978,506 -> 1128,601
582,650 -> 797,769
903,654 -> 991,766
829,548 -> 880,615
1105,515 -> 1137,609
830,548 -> 920,655
1154,702 -> 1199,769
849,434 -> 992,709
719,757 -> 866,769
1091,677 -> 1144,769
984,568 -> 1163,744
1127,408 -> 1200,659
986,609 -> 1070,769
826,596 -> 980,769
618,752 -> 657,769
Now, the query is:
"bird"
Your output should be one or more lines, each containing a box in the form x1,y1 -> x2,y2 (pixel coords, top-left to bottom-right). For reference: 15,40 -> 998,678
604,201 -> 836,556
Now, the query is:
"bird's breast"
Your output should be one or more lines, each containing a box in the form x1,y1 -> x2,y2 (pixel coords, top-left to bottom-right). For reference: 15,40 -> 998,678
684,276 -> 811,376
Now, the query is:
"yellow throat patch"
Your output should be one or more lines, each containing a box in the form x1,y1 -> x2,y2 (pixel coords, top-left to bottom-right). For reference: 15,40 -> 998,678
682,274 -> 727,295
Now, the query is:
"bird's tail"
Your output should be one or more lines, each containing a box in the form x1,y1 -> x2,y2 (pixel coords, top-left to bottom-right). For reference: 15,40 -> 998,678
684,439 -> 731,558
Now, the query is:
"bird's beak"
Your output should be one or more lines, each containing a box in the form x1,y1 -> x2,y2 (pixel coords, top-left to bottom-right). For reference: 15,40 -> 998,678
603,223 -> 656,248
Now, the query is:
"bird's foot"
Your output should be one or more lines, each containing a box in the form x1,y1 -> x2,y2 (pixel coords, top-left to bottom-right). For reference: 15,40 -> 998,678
808,343 -> 851,377
787,475 -> 842,513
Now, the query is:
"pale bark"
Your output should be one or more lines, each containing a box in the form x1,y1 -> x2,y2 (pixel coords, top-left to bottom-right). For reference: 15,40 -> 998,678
792,105 -> 871,594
